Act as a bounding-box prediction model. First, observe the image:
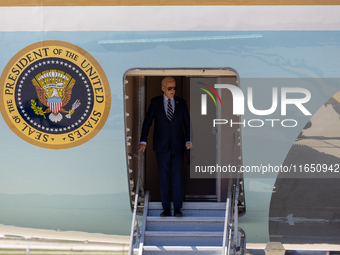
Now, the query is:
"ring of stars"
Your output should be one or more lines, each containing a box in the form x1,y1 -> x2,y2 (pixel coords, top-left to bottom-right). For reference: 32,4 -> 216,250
16,59 -> 93,133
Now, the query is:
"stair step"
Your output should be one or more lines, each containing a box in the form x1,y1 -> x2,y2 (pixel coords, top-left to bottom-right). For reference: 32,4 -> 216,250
148,210 -> 225,217
147,217 -> 225,222
145,231 -> 223,237
148,202 -> 226,217
149,202 -> 226,210
146,217 -> 225,231
144,231 -> 224,246
133,202 -> 234,252
141,246 -> 223,255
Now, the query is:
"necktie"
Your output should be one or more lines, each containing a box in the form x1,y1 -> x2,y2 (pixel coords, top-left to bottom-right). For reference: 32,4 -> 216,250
167,99 -> 173,121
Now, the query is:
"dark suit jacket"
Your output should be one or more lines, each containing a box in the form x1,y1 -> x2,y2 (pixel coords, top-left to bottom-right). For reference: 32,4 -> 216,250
140,95 -> 190,153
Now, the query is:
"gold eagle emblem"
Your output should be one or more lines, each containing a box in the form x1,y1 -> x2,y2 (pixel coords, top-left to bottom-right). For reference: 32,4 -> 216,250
31,70 -> 80,123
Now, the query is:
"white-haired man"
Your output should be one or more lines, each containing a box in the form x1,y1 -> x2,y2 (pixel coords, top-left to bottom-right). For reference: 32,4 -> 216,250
139,77 -> 191,217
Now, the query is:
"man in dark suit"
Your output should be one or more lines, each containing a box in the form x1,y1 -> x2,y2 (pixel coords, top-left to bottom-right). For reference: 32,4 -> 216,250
139,77 -> 191,217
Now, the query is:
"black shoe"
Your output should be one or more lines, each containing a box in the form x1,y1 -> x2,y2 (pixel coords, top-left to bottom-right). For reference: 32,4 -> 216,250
160,209 -> 172,217
173,208 -> 183,217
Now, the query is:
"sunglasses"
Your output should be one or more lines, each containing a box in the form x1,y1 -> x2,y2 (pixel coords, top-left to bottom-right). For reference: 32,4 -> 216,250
167,86 -> 177,91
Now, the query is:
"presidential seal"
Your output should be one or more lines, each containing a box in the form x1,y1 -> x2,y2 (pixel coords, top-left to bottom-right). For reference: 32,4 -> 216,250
0,41 -> 111,149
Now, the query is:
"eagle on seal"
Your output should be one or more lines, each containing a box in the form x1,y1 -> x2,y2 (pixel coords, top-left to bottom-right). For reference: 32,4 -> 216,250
32,82 -> 75,123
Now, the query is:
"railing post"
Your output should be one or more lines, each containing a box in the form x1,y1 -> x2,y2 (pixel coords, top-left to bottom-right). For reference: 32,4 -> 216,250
128,193 -> 139,255
233,177 -> 240,248
222,197 -> 230,255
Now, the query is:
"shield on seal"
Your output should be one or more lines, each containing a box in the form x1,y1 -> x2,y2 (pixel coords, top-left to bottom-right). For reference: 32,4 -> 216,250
47,98 -> 62,114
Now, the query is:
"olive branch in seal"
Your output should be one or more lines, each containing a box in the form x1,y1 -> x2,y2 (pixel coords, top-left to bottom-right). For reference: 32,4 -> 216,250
31,99 -> 46,119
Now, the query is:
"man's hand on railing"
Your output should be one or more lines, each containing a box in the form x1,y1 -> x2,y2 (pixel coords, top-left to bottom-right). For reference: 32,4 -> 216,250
139,143 -> 146,152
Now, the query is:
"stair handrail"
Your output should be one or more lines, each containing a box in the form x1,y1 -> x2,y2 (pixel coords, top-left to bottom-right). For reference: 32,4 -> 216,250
222,182 -> 234,255
223,172 -> 244,255
128,191 -> 141,255
233,175 -> 240,249
222,196 -> 231,255
128,152 -> 144,255
137,191 -> 149,255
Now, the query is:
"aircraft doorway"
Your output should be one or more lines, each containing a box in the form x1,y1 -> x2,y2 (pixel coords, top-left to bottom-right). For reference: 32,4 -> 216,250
123,69 -> 243,211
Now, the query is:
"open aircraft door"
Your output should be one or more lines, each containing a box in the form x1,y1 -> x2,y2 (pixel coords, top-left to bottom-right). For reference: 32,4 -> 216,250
123,68 -> 245,213
124,69 -> 245,254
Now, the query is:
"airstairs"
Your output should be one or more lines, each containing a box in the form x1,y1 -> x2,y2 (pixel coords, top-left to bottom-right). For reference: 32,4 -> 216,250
128,180 -> 246,255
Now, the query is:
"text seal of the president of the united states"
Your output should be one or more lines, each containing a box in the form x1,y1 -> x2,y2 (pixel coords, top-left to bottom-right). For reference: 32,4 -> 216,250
0,41 -> 111,149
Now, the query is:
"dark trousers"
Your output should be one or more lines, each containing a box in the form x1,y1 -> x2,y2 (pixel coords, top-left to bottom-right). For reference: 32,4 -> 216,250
156,150 -> 184,210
